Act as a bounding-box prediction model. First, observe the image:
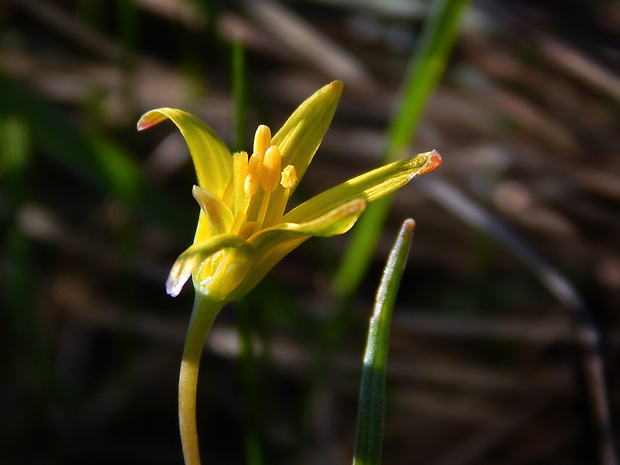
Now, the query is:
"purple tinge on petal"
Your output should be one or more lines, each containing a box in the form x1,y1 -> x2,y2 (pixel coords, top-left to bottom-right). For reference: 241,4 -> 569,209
166,268 -> 191,298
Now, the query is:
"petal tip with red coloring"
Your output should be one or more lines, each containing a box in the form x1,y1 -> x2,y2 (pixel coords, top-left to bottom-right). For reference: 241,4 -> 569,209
417,149 -> 442,177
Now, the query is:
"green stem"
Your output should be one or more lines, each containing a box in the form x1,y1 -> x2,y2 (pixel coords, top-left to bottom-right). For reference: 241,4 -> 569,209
179,295 -> 224,465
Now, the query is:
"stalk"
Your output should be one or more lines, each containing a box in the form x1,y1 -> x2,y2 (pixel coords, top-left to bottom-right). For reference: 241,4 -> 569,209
178,295 -> 224,465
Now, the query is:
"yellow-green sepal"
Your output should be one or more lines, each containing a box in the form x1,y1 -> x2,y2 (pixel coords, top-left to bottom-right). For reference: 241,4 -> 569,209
192,185 -> 234,236
166,234 -> 254,298
228,199 -> 366,301
283,150 -> 441,225
272,80 -> 343,183
137,108 -> 233,197
254,81 -> 343,228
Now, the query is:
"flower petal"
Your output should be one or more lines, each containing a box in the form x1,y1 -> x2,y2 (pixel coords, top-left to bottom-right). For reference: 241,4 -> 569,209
192,185 -> 234,236
283,150 -> 441,224
253,81 -> 343,228
272,81 -> 343,184
137,108 -> 233,197
166,234 -> 253,297
227,199 -> 366,301
256,198 -> 366,243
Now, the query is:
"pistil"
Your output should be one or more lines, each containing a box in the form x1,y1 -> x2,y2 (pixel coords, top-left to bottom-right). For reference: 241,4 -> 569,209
232,151 -> 248,215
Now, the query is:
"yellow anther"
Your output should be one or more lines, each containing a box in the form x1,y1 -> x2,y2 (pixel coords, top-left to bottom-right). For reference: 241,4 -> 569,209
281,165 -> 297,189
253,125 -> 271,156
244,152 -> 263,196
238,221 -> 257,240
261,145 -> 281,193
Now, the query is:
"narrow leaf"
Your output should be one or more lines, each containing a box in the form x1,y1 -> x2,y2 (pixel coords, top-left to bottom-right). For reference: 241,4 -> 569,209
353,219 -> 416,465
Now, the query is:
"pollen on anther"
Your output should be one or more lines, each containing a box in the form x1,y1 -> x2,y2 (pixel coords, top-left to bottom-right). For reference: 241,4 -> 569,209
281,165 -> 297,189
232,151 -> 249,212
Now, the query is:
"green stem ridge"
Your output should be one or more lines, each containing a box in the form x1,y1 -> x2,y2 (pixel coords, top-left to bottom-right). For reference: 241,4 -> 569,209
353,219 -> 416,465
179,296 -> 224,465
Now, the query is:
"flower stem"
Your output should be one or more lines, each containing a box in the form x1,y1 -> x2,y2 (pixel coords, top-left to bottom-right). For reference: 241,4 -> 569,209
179,295 -> 223,465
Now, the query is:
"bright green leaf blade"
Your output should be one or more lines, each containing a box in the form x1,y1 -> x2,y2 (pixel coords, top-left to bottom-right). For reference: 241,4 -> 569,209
353,219 -> 416,465
283,150 -> 441,225
166,234 -> 254,297
138,108 -> 233,197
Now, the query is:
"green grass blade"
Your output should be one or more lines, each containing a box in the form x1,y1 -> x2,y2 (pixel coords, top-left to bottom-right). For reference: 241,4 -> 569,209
353,219 -> 416,465
332,0 -> 470,299
385,0 -> 471,162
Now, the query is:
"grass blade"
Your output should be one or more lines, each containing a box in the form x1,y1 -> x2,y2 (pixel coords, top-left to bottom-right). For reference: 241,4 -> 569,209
353,219 -> 416,465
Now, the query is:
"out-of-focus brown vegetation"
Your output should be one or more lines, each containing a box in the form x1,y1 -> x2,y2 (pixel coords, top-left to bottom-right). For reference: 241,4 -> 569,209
1,1 -> 619,464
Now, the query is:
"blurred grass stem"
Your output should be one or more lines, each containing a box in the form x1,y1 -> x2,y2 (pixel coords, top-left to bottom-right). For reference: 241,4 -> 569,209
306,0 -> 468,452
333,0 -> 470,298
232,39 -> 246,152
231,39 -> 265,465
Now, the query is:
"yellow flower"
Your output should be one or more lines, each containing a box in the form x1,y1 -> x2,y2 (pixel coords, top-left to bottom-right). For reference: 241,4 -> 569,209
138,81 -> 440,304
138,81 -> 441,465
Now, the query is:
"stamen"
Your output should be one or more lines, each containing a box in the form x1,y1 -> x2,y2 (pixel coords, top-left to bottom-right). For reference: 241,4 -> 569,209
281,165 -> 297,189
238,221 -> 257,239
267,164 -> 298,225
261,145 -> 281,193
230,152 -> 258,235
245,152 -> 263,197
230,195 -> 250,235
232,151 -> 248,214
253,125 -> 271,156
255,191 -> 271,231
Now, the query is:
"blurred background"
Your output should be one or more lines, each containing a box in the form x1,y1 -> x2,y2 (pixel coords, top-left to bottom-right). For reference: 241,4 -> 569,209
1,0 -> 619,464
